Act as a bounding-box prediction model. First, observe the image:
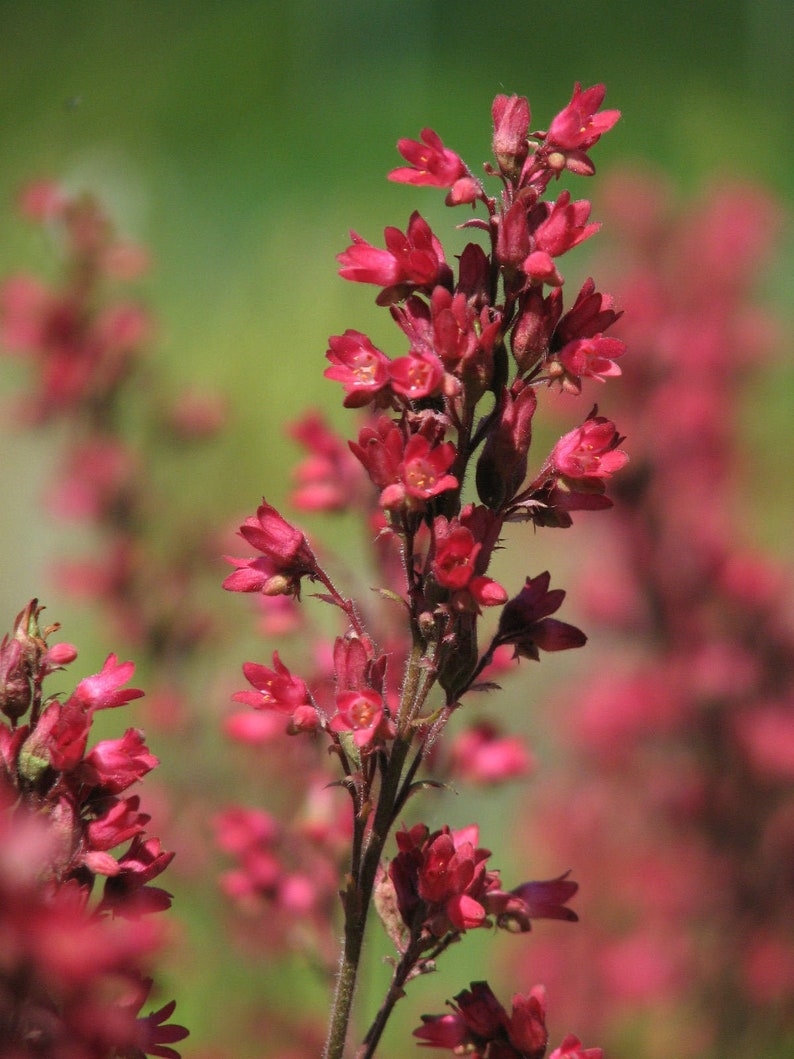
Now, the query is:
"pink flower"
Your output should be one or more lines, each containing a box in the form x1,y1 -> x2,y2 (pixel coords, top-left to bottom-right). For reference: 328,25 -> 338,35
68,653 -> 144,711
223,501 -> 318,597
550,414 -> 628,480
389,823 -> 501,937
233,653 -> 319,733
401,434 -> 458,502
548,1035 -> 603,1059
555,334 -> 625,387
546,83 -> 621,152
371,433 -> 458,512
337,211 -> 451,304
415,980 -> 549,1059
492,94 -> 531,175
490,871 -> 579,931
431,518 -> 507,609
388,350 -> 445,399
432,521 -> 483,591
449,722 -> 534,785
389,127 -> 467,188
81,727 -> 158,793
329,688 -> 394,748
531,193 -> 600,260
324,329 -> 392,407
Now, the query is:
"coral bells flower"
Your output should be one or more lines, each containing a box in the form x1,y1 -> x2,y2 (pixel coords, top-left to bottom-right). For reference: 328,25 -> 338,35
233,653 -> 319,733
398,435 -> 458,504
548,1035 -> 603,1059
431,518 -> 507,609
223,500 -> 319,597
353,427 -> 458,513
329,687 -> 395,748
324,329 -> 392,408
69,653 -> 144,712
495,572 -> 587,661
550,413 -> 627,480
545,83 -> 620,163
414,980 -> 549,1059
388,823 -> 501,937
337,211 -> 452,305
388,127 -> 468,190
492,94 -> 531,177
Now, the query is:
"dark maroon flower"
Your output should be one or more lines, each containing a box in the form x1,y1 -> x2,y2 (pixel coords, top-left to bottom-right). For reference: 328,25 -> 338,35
495,572 -> 587,661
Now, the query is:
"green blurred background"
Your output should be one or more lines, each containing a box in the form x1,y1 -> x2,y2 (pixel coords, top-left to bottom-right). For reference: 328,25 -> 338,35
1,1 -> 792,1055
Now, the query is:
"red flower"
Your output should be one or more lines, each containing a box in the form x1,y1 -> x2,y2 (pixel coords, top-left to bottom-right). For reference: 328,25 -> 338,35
546,83 -> 620,152
388,823 -> 501,938
324,329 -> 392,407
389,127 -> 467,189
329,688 -> 394,748
337,211 -> 451,304
69,653 -> 144,711
549,414 -> 628,480
223,500 -> 318,597
374,433 -> 459,513
81,727 -> 158,794
388,350 -> 445,399
555,334 -> 625,387
233,652 -> 319,733
492,94 -> 531,176
415,980 -> 549,1059
548,1035 -> 603,1059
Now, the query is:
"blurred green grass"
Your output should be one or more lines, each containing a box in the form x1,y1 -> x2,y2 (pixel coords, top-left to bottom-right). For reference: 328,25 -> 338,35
1,1 -> 792,1053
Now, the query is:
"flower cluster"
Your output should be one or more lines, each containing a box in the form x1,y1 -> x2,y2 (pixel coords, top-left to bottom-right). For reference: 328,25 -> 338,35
221,84 -> 624,1059
415,980 -> 601,1059
0,600 -> 187,1058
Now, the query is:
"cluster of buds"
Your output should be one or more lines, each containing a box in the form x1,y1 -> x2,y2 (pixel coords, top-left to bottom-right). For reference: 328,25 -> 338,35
0,600 -> 186,1057
222,84 -> 623,1059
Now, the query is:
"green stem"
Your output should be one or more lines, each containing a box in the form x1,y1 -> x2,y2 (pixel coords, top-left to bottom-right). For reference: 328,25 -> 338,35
323,635 -> 427,1059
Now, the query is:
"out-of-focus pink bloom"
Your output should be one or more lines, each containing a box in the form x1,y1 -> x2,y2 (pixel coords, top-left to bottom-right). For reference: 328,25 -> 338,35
548,1034 -> 603,1059
165,388 -> 228,439
734,705 -> 794,779
449,722 -> 534,785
